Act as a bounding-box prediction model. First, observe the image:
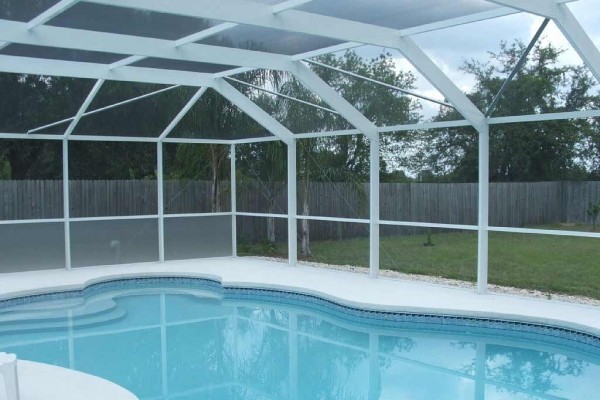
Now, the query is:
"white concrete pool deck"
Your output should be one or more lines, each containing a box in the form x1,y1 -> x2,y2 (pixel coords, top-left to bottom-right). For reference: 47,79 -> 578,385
16,360 -> 137,400
1,257 -> 599,337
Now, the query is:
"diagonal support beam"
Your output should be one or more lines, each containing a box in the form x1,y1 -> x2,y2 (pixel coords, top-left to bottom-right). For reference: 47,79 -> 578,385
159,87 -> 208,140
305,59 -> 454,108
28,0 -> 81,29
487,0 -> 600,84
272,0 -> 315,14
175,23 -> 238,47
64,79 -> 105,137
290,61 -> 378,138
396,36 -> 487,131
226,77 -> 339,115
486,18 -> 550,117
213,79 -> 294,145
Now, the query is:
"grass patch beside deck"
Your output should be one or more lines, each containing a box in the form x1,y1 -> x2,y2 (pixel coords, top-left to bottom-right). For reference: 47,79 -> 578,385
239,224 -> 600,299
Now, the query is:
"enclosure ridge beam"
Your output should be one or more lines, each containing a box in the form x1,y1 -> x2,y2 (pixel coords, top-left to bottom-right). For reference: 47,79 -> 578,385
0,20 -> 292,72
304,59 -> 454,108
485,18 -> 550,117
159,87 -> 208,141
28,0 -> 80,29
63,79 -> 105,138
226,77 -> 339,115
213,78 -> 295,145
486,0 -> 600,83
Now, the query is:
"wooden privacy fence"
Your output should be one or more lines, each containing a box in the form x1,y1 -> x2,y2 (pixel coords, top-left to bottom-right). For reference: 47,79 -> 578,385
1,180 -> 600,240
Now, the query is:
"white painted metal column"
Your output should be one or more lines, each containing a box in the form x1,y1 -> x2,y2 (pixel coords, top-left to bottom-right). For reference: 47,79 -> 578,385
62,139 -> 71,269
477,124 -> 490,294
288,139 -> 298,266
157,141 -> 165,262
369,137 -> 380,278
231,143 -> 237,257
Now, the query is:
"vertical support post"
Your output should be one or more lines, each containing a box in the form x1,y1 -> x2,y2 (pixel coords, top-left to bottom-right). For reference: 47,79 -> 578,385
231,144 -> 237,257
157,141 -> 165,263
369,136 -> 380,278
288,139 -> 298,266
477,124 -> 490,294
62,139 -> 71,270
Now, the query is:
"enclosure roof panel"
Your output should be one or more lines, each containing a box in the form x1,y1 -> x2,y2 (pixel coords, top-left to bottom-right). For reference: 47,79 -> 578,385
197,25 -> 343,56
46,3 -> 223,41
0,0 -> 579,77
297,0 -> 500,31
0,0 -> 61,22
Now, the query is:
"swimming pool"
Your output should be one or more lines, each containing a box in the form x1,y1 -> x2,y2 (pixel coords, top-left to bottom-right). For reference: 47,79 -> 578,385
0,278 -> 599,400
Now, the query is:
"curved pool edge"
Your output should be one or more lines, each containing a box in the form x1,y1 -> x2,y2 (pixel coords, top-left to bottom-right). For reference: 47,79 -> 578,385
0,258 -> 599,341
17,360 -> 138,400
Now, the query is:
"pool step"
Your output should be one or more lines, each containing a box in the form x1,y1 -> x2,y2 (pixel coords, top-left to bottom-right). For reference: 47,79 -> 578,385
0,300 -> 126,334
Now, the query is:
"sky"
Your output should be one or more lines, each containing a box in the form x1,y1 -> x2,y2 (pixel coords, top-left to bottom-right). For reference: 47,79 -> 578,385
351,0 -> 600,119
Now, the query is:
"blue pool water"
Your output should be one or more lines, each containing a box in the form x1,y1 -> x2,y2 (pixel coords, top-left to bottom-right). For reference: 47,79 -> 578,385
0,278 -> 599,400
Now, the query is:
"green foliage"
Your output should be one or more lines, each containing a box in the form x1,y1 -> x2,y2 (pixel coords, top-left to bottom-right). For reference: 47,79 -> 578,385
587,201 -> 600,230
412,40 -> 600,182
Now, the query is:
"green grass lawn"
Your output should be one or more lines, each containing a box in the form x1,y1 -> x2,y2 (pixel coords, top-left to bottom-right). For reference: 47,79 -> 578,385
239,225 -> 600,299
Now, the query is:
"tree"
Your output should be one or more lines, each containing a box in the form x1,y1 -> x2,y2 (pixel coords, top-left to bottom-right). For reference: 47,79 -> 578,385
412,41 -> 599,182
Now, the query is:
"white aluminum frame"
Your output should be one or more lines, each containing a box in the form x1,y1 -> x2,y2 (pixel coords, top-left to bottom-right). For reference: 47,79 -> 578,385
0,0 -> 598,295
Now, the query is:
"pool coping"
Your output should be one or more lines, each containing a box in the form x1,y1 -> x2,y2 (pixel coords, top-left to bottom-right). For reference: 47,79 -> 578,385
0,257 -> 599,339
17,360 -> 138,400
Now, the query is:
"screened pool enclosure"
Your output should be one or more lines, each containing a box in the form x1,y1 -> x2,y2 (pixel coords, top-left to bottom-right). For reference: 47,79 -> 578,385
1,0 -> 599,295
